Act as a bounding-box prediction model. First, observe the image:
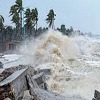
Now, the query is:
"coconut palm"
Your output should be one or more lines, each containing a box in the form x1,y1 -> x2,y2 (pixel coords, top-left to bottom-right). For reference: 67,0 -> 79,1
4,26 -> 14,41
32,8 -> 38,31
24,8 -> 38,37
10,0 -> 23,39
0,15 -> 5,49
11,12 -> 20,34
46,9 -> 56,29
14,0 -> 23,27
31,8 -> 38,37
24,8 -> 33,35
0,15 -> 4,32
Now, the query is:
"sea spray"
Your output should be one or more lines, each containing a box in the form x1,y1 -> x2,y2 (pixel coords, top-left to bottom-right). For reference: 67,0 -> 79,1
19,30 -> 100,100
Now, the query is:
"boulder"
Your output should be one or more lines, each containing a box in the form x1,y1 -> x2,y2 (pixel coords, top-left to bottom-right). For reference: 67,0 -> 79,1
92,90 -> 100,100
0,61 -> 3,68
4,98 -> 11,100
22,90 -> 32,100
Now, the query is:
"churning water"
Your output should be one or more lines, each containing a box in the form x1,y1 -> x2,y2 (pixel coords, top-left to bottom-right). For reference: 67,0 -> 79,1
20,30 -> 100,100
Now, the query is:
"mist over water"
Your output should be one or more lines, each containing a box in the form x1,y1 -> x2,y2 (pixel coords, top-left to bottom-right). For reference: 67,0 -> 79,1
20,30 -> 100,100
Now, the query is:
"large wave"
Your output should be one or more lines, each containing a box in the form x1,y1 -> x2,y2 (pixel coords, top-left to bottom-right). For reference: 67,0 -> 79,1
20,30 -> 100,100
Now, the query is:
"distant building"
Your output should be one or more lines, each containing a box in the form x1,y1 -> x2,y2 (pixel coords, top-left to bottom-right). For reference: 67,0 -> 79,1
0,41 -> 20,53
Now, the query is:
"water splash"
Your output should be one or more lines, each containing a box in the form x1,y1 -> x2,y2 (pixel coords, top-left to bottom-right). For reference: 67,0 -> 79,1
20,30 -> 100,100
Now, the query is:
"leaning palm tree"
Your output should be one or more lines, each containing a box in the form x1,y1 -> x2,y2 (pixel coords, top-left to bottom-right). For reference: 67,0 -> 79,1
14,0 -> 23,29
31,8 -> 38,37
10,0 -> 23,40
24,8 -> 32,35
32,8 -> 38,31
0,15 -> 4,23
46,9 -> 56,29
0,15 -> 5,49
0,15 -> 4,32
24,8 -> 38,37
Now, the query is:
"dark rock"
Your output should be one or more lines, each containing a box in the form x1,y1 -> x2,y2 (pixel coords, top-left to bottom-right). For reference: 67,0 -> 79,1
0,61 -> 3,68
31,88 -> 66,100
93,90 -> 100,100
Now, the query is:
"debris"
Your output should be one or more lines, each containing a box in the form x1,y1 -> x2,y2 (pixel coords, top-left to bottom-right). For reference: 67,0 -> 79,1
0,64 -> 65,100
0,65 -> 35,100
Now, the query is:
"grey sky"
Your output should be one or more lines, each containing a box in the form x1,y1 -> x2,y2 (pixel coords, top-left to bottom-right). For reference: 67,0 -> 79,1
0,0 -> 100,34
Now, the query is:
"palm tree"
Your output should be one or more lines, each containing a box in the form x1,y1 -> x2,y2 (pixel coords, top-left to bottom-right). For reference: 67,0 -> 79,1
14,0 -> 23,33
11,12 -> 20,34
46,9 -> 56,29
10,0 -> 23,39
24,8 -> 38,37
0,15 -> 5,52
0,15 -> 4,32
31,8 -> 38,37
32,8 -> 38,31
24,8 -> 32,36
4,26 -> 14,41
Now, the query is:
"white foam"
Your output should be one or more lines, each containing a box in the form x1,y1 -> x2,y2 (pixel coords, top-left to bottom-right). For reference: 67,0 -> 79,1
19,30 -> 100,100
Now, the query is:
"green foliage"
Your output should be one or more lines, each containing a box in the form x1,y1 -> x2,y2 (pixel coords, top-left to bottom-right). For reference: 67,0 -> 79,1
9,0 -> 22,36
10,0 -> 22,21
24,8 -> 38,36
46,9 -> 56,29
0,15 -> 4,32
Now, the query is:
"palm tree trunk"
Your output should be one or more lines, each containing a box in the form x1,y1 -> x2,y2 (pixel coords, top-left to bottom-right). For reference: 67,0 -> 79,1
1,31 -> 3,52
35,21 -> 38,37
36,21 -> 38,32
20,11 -> 22,41
52,20 -> 54,29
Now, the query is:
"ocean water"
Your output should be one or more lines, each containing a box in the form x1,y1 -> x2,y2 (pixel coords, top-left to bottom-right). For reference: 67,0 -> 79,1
20,30 -> 100,100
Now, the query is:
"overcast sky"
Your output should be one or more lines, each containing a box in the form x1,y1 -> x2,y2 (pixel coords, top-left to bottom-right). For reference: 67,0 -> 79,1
0,0 -> 100,34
